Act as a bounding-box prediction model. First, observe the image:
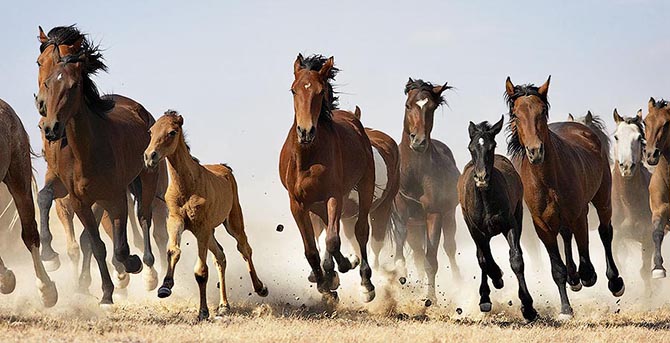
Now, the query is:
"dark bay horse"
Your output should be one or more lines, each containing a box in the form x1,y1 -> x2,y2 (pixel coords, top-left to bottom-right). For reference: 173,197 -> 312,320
279,54 -> 376,302
611,109 -> 653,290
505,76 -> 624,319
458,117 -> 536,321
39,30 -> 161,305
0,99 -> 58,307
35,25 -> 169,292
392,78 -> 461,302
642,97 -> 670,279
312,106 -> 400,271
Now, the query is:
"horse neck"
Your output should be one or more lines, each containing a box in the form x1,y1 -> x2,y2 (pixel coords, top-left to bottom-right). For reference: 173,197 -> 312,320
65,105 -> 104,173
165,138 -> 202,193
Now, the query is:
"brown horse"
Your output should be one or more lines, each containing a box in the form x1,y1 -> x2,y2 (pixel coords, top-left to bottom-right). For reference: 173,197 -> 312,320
35,26 -> 169,291
145,111 -> 267,320
642,97 -> 670,279
505,76 -> 624,319
39,30 -> 161,305
458,117 -> 536,321
311,106 -> 400,270
610,109 -> 654,290
279,54 -> 376,302
392,78 -> 461,302
567,111 -> 612,164
0,99 -> 58,307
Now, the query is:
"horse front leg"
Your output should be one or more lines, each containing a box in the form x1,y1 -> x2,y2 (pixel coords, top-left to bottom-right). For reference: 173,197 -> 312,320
536,224 -> 573,320
290,199 -> 328,296
37,175 -> 61,271
505,223 -> 537,322
559,227 -> 582,291
423,212 -> 443,302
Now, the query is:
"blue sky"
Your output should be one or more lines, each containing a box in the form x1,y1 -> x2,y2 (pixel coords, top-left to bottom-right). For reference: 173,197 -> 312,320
1,0 -> 668,222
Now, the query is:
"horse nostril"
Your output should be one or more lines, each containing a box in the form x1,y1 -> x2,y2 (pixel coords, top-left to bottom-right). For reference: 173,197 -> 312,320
52,121 -> 60,133
150,151 -> 157,159
410,133 -> 416,139
308,126 -> 315,136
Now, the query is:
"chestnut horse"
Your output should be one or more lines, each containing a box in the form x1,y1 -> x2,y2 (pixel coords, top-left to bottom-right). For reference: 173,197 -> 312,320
642,97 -> 670,279
392,78 -> 461,302
611,109 -> 653,290
567,111 -> 612,164
505,76 -> 624,319
35,26 -> 169,291
279,54 -> 376,302
0,99 -> 58,307
312,106 -> 400,270
39,32 -> 161,305
458,117 -> 536,321
145,111 -> 267,321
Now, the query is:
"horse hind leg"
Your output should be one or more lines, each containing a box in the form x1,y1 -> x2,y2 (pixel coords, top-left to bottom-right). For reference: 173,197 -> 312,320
650,204 -> 669,279
559,227 -> 582,291
369,203 -> 390,269
354,173 -> 376,303
55,198 -> 80,283
442,207 -> 461,281
592,181 -> 625,297
573,214 -> 597,287
223,199 -> 267,297
151,197 -> 169,274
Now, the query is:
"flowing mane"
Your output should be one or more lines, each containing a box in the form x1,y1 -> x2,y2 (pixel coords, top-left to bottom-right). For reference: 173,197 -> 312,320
653,98 -> 669,109
504,83 -> 550,158
299,54 -> 339,121
45,25 -> 114,116
404,79 -> 450,105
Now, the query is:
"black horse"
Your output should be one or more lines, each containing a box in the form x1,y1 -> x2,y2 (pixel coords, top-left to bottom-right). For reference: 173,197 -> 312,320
457,117 -> 537,321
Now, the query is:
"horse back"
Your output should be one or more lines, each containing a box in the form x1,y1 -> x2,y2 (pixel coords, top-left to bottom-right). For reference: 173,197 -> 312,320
331,110 -> 374,190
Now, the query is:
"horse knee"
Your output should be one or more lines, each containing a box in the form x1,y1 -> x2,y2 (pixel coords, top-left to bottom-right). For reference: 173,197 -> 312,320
167,247 -> 181,264
20,222 -> 40,250
114,245 -> 130,261
325,235 -> 341,254
550,262 -> 567,283
194,265 -> 208,284
653,226 -> 665,244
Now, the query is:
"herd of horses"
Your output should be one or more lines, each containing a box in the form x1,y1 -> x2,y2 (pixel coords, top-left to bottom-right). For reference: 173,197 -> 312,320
0,25 -> 668,322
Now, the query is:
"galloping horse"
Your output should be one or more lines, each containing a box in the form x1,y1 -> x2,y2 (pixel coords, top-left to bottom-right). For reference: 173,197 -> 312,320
567,111 -> 612,164
35,26 -> 169,291
311,106 -> 400,270
611,109 -> 653,289
0,99 -> 58,307
505,76 -> 624,319
642,98 -> 670,279
392,78 -> 461,302
458,117 -> 536,321
279,54 -> 376,302
145,111 -> 267,320
39,29 -> 161,304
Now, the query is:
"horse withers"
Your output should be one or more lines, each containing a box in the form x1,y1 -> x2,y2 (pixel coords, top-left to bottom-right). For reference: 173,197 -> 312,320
458,117 -> 536,321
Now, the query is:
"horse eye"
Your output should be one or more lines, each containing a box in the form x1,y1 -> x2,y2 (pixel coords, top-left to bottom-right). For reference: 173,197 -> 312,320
290,89 -> 296,95
405,104 -> 410,110
36,61 -> 41,67
168,130 -> 177,137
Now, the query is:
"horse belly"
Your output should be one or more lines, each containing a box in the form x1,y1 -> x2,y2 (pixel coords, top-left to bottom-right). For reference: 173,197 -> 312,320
346,146 -> 388,211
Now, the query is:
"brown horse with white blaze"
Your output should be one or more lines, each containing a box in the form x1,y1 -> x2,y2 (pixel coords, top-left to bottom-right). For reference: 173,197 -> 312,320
392,78 -> 461,302
40,33 -> 161,305
279,54 -> 376,302
145,111 -> 267,321
505,76 -> 624,320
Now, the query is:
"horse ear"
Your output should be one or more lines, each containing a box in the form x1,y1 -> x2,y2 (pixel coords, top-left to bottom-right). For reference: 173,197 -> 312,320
649,97 -> 657,110
585,110 -> 593,122
567,113 -> 574,121
293,54 -> 304,74
637,109 -> 643,120
354,106 -> 361,120
38,26 -> 47,43
319,56 -> 334,79
468,121 -> 477,139
490,115 -> 504,136
408,77 -> 414,84
538,75 -> 551,97
58,36 -> 84,57
613,108 -> 623,124
176,115 -> 184,127
505,77 -> 515,97
432,81 -> 451,95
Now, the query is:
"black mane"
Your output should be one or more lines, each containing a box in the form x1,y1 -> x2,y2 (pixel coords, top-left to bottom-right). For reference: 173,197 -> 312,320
44,25 -> 114,115
653,98 -> 669,109
299,54 -> 339,121
404,79 -> 449,105
504,83 -> 550,158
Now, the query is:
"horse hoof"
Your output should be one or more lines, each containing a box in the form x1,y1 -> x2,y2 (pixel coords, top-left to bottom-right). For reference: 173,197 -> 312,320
113,271 -> 130,289
492,278 -> 504,289
652,269 -> 666,279
328,273 -> 340,291
361,286 -> 375,303
322,291 -> 339,305
570,281 -> 583,292
557,313 -> 573,321
581,272 -> 597,287
347,255 -> 360,270
125,255 -> 143,274
157,286 -> 172,298
0,269 -> 16,294
522,306 -> 538,322
37,279 -> 58,308
43,256 -> 61,272
216,304 -> 231,316
198,309 -> 210,321
479,302 -> 492,313
99,302 -> 114,312
143,266 -> 158,291
609,277 -> 625,297
257,285 -> 269,297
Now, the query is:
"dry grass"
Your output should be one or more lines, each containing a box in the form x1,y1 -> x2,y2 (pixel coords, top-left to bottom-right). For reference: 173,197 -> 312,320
0,299 -> 669,343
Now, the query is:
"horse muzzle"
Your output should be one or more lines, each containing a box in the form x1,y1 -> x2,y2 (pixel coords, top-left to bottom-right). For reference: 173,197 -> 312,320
409,134 -> 427,152
618,162 -> 636,179
646,148 -> 661,166
474,173 -> 489,189
296,125 -> 315,145
144,151 -> 160,169
525,144 -> 544,165
42,121 -> 64,142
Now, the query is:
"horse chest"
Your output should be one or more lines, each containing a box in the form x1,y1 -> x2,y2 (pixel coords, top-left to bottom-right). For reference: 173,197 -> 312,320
293,165 -> 330,203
